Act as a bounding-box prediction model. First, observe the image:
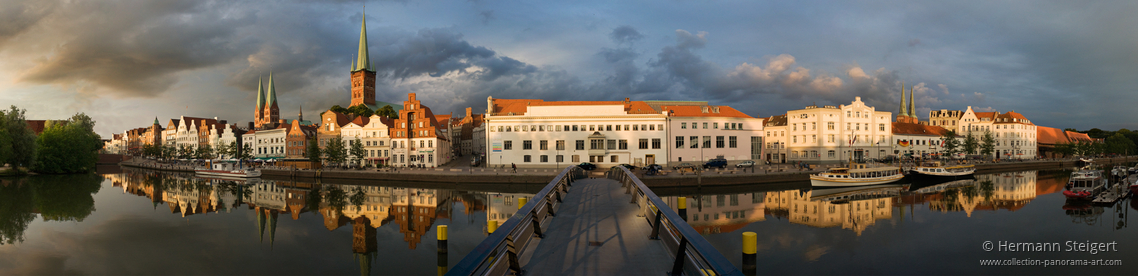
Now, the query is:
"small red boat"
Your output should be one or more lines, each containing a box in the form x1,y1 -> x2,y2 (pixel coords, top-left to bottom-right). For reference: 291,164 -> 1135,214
1063,190 -> 1093,199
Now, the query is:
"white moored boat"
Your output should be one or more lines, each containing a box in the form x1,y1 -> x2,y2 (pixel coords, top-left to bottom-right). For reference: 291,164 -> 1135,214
195,160 -> 261,178
809,164 -> 904,187
909,161 -> 975,177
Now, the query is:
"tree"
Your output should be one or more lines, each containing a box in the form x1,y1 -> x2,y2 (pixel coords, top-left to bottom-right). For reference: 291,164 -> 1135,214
2,106 -> 37,170
178,145 -> 194,159
1104,133 -> 1136,155
376,105 -> 398,119
1054,142 -> 1075,157
963,133 -> 978,155
980,130 -> 996,158
349,138 -> 366,167
330,105 -> 349,115
31,113 -> 102,174
162,145 -> 177,159
306,136 -> 322,164
325,135 -> 347,166
941,130 -> 960,158
215,142 -> 232,159
196,144 -> 214,160
347,104 -> 375,118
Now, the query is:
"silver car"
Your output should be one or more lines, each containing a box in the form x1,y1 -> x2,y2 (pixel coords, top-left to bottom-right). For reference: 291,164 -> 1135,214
735,160 -> 756,168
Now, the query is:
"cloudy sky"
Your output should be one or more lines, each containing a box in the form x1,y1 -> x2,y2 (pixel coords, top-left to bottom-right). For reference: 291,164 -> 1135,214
1,0 -> 1135,137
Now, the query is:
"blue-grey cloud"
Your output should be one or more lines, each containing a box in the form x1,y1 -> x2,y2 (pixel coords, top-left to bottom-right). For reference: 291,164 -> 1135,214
609,25 -> 643,45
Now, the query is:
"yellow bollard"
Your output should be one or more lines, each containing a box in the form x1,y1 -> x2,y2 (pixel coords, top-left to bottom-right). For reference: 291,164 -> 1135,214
742,231 -> 757,275
678,197 -> 688,221
488,220 -> 499,234
437,225 -> 448,254
518,197 -> 528,209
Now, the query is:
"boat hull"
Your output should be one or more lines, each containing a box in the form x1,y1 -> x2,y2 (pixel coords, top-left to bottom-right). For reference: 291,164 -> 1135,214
195,169 -> 261,178
909,170 -> 975,178
809,174 -> 904,187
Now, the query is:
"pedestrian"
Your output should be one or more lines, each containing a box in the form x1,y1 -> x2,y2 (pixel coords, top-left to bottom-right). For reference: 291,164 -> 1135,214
512,163 -> 517,173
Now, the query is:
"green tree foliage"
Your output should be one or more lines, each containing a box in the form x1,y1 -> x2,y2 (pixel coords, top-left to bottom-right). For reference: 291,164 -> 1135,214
2,106 -> 37,169
376,105 -> 398,119
178,145 -> 194,159
941,130 -> 960,158
349,138 -> 366,167
980,130 -> 996,157
330,105 -> 349,115
32,113 -> 102,174
235,142 -> 253,160
347,104 -> 375,118
215,142 -> 233,159
196,144 -> 214,159
963,133 -> 979,155
1054,142 -> 1075,157
162,145 -> 177,159
306,136 -> 322,164
1104,133 -> 1136,155
325,135 -> 347,165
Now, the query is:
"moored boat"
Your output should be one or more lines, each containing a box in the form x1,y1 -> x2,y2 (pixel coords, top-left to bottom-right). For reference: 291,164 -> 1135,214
809,163 -> 904,187
1063,167 -> 1106,200
195,160 -> 261,178
909,161 -> 975,178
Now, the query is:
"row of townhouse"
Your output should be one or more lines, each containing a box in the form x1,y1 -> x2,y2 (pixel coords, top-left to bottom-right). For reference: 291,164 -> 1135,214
106,116 -> 247,158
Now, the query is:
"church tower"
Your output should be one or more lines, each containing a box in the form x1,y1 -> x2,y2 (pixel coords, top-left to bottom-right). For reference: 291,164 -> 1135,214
896,82 -> 919,124
350,10 -> 377,108
262,72 -> 281,128
255,76 -> 265,128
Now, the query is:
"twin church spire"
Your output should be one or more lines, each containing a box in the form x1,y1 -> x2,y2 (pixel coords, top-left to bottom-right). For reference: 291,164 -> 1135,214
897,81 -> 919,124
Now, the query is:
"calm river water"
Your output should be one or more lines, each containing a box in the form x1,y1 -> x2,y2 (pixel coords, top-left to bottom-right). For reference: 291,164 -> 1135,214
0,166 -> 1133,275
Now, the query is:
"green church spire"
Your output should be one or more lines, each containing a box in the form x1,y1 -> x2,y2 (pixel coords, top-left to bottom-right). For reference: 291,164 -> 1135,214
908,86 -> 916,118
266,72 -> 277,105
256,76 -> 265,109
899,81 -> 908,117
353,10 -> 373,72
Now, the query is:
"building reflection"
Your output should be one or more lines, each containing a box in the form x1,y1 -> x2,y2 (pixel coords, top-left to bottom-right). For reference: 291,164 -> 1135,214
106,169 -> 513,276
917,171 -> 1039,217
766,186 -> 897,236
663,193 -> 766,235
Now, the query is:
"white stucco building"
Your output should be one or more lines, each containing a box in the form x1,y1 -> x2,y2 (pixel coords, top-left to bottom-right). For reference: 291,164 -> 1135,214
785,97 -> 892,164
484,97 -> 668,169
660,103 -> 764,166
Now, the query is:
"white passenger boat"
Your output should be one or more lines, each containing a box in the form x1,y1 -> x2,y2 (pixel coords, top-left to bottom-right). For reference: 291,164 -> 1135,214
195,160 -> 261,178
1063,167 -> 1106,200
809,164 -> 904,187
909,161 -> 975,178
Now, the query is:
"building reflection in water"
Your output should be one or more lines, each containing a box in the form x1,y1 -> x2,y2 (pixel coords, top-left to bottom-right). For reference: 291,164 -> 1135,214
104,169 -> 514,276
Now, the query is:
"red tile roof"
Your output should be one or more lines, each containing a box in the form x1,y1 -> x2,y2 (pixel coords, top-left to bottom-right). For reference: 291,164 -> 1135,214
1036,126 -> 1068,145
892,122 -> 951,136
1066,131 -> 1092,142
660,105 -> 753,118
995,111 -> 1033,125
763,114 -> 787,127
350,115 -> 370,127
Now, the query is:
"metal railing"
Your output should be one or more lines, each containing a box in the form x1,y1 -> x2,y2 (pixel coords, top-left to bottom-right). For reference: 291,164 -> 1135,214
447,166 -> 584,276
609,166 -> 743,276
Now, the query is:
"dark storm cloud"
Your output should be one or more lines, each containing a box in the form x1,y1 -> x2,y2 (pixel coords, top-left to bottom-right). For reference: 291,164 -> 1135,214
0,0 -> 55,47
11,0 -> 256,97
609,25 -> 643,45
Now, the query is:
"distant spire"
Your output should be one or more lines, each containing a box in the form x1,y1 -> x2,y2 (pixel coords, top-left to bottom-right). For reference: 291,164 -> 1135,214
266,72 -> 277,105
899,81 -> 908,117
256,76 -> 265,109
353,9 -> 373,72
299,105 -> 303,122
153,117 -> 159,125
908,86 -> 916,118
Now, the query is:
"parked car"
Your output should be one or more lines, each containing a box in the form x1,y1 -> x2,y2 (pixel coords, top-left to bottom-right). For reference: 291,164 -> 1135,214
577,162 -> 597,170
645,164 -> 663,171
735,160 -> 756,168
703,158 -> 727,169
618,163 -> 637,170
673,163 -> 698,172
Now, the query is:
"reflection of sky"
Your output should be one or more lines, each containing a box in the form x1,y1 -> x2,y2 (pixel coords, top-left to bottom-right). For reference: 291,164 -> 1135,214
0,175 -> 517,275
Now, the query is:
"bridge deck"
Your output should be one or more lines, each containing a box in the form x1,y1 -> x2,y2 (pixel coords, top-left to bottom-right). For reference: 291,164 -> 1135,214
518,178 -> 674,275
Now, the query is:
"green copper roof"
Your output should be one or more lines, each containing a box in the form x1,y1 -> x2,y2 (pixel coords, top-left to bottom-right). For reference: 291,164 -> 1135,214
266,72 -> 277,105
256,76 -> 265,109
352,10 -> 373,72
898,82 -> 908,117
153,117 -> 159,125
908,85 -> 916,117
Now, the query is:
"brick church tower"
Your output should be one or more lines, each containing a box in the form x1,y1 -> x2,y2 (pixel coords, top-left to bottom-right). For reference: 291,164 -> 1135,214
253,73 -> 280,129
896,82 -> 919,124
350,10 -> 376,108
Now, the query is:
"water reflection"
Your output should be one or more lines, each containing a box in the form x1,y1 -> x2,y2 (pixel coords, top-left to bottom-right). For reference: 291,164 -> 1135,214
0,174 -> 103,245
93,169 -> 534,275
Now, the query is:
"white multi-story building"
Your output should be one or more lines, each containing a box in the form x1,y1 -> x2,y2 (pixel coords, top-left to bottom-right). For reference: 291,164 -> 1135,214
359,115 -> 394,166
762,115 -> 788,164
484,97 -> 669,169
660,104 -> 764,166
955,107 -> 1037,159
254,126 -> 287,159
785,97 -> 892,164
217,124 -> 245,158
892,123 -> 959,158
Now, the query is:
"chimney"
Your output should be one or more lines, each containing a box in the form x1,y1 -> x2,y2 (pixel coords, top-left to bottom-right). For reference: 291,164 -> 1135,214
248,122 -> 254,129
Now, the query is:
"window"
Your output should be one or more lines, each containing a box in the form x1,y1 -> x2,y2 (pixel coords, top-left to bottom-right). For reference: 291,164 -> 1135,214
504,140 -> 513,150
879,124 -> 885,131
556,155 -> 564,162
611,155 -> 618,163
576,140 -> 585,150
524,155 -> 531,162
572,155 -> 580,162
846,123 -> 851,130
846,111 -> 851,117
730,136 -> 737,148
540,140 -> 548,150
589,125 -> 595,131
607,139 -> 616,150
690,136 -> 698,148
812,122 -> 816,130
591,139 -> 604,150
703,136 -> 712,148
649,124 -> 656,131
793,124 -> 797,131
556,140 -> 565,150
676,136 -> 684,148
639,139 -> 649,149
828,150 -> 835,158
716,136 -> 725,148
624,125 -> 630,131
619,140 -> 628,150
572,125 -> 578,131
652,138 -> 661,149
703,122 -> 708,129
606,125 -> 612,131
658,124 -> 664,131
633,125 -> 639,131
642,124 -> 648,131
828,134 -> 835,143
540,155 -> 548,162
812,135 -> 817,143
